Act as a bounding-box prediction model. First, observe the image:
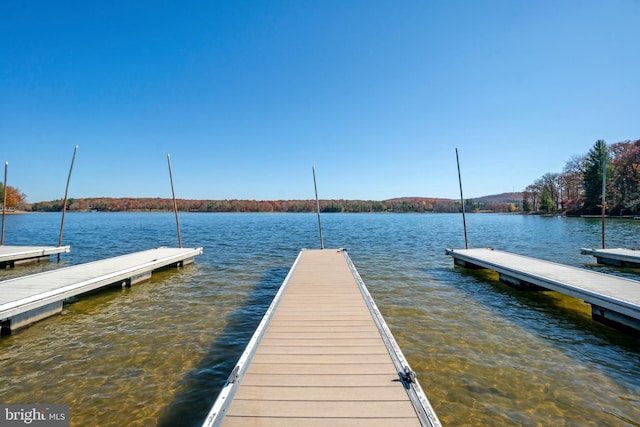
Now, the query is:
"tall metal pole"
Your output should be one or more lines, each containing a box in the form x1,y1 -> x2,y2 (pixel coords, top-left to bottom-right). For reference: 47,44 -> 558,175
1,162 -> 8,246
312,166 -> 324,250
601,149 -> 607,249
167,154 -> 182,248
456,148 -> 469,249
58,145 -> 78,260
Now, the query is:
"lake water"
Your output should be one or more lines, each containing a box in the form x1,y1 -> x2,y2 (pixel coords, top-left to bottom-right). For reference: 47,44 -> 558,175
0,212 -> 639,426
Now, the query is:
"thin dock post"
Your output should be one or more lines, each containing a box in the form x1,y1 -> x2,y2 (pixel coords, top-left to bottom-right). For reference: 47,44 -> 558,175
1,161 -> 8,246
455,148 -> 469,249
312,166 -> 324,250
601,148 -> 607,249
58,145 -> 78,260
167,154 -> 182,248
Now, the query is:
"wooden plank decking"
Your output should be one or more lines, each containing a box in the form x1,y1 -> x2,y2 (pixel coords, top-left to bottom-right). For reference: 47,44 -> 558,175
0,245 -> 70,268
0,246 -> 203,335
446,247 -> 640,332
203,249 -> 441,427
581,247 -> 640,268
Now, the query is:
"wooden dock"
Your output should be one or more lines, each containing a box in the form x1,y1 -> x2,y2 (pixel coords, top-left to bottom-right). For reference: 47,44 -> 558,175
0,245 -> 70,268
203,249 -> 441,427
581,247 -> 640,268
0,247 -> 203,335
445,247 -> 640,332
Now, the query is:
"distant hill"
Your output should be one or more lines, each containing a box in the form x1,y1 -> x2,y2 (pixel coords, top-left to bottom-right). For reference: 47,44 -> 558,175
472,192 -> 523,204
385,193 -> 523,204
384,197 -> 452,203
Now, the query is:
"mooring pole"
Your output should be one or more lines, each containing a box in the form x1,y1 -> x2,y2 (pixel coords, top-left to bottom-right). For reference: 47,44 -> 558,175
58,145 -> 78,260
167,154 -> 182,248
1,162 -> 8,246
601,149 -> 607,249
312,166 -> 324,250
456,148 -> 469,249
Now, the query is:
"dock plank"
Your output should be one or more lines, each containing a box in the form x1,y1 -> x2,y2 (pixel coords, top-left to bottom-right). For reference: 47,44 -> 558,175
221,418 -> 420,427
225,400 -> 419,419
232,385 -> 409,401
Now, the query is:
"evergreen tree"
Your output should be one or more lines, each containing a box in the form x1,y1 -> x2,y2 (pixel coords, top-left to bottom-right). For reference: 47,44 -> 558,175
582,140 -> 613,212
540,188 -> 553,212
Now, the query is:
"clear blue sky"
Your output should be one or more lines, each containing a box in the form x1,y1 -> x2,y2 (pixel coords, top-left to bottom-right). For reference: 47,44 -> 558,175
2,1 -> 638,203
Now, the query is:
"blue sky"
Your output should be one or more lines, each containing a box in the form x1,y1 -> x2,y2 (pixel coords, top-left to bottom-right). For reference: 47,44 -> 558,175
2,1 -> 638,203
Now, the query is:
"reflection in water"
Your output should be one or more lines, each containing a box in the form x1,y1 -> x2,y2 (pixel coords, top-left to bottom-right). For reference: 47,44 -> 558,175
0,212 -> 639,426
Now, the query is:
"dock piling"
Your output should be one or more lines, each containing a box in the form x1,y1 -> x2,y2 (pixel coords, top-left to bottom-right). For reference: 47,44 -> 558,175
2,161 -> 8,246
58,145 -> 78,260
312,166 -> 324,250
455,148 -> 469,249
167,154 -> 182,248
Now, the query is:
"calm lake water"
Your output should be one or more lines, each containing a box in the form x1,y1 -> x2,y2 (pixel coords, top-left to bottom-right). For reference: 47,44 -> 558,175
1,212 -> 639,426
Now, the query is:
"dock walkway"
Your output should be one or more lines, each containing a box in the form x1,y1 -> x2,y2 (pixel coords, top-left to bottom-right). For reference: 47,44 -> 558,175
0,247 -> 202,335
203,249 -> 441,427
0,245 -> 70,268
445,247 -> 640,332
581,247 -> 640,268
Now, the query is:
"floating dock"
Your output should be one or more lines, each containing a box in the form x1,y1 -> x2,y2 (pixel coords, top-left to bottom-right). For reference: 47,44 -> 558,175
0,247 -> 203,335
445,247 -> 640,332
581,247 -> 640,268
203,248 -> 441,427
0,245 -> 70,268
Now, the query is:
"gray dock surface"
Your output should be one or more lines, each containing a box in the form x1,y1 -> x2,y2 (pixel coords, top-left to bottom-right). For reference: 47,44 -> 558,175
446,247 -> 640,331
581,247 -> 640,268
203,248 -> 441,427
0,245 -> 70,267
0,247 -> 202,334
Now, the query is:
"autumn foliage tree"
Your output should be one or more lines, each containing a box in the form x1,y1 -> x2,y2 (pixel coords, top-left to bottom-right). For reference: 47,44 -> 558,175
0,183 -> 26,209
610,140 -> 640,215
525,138 -> 640,215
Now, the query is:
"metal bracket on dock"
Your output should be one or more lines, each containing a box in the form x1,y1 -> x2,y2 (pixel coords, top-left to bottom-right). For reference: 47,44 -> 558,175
401,366 -> 417,384
228,366 -> 240,384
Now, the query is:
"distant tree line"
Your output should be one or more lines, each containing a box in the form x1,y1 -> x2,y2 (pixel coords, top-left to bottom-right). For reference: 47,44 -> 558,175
29,197 -> 488,213
523,139 -> 640,215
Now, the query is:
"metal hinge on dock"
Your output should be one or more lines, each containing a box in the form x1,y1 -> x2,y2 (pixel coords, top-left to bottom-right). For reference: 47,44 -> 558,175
401,366 -> 417,384
228,366 -> 240,384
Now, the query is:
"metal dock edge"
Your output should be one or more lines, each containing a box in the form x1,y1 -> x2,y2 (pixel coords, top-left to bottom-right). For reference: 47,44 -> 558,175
202,248 -> 441,427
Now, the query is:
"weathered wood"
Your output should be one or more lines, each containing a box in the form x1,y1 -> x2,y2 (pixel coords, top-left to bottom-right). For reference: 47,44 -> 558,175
203,249 -> 441,427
